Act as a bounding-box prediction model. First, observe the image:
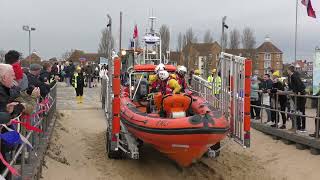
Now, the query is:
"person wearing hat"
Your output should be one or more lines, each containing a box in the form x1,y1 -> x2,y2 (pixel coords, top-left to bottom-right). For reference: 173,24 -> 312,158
71,66 -> 85,104
194,69 -> 201,76
26,64 -> 51,98
269,71 -> 287,129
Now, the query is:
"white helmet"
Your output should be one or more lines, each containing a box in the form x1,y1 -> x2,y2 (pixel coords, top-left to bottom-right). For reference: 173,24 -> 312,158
177,66 -> 187,75
155,63 -> 165,73
158,70 -> 169,81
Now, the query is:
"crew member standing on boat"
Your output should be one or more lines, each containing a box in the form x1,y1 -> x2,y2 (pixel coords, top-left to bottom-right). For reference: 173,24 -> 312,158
174,66 -> 188,92
157,70 -> 181,95
149,63 -> 166,85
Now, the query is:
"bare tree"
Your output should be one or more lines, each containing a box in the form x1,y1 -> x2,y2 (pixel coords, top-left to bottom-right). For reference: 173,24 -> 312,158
159,25 -> 170,54
229,29 -> 241,49
98,28 -> 114,58
177,32 -> 183,52
221,32 -> 228,49
61,49 -> 75,61
185,28 -> 197,45
0,50 -> 5,63
241,27 -> 256,49
203,30 -> 213,43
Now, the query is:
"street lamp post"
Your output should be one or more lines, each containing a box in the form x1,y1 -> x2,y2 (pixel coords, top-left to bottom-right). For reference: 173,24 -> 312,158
23,25 -> 36,64
221,16 -> 228,53
107,14 -> 112,60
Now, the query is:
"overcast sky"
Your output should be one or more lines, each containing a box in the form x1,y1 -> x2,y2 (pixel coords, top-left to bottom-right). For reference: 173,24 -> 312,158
1,0 -> 320,62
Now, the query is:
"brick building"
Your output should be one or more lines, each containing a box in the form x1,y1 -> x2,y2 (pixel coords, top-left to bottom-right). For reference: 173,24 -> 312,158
67,50 -> 103,64
178,37 -> 283,77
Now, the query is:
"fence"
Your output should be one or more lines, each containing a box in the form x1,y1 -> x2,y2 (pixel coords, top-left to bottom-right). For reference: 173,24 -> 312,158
190,52 -> 252,148
250,90 -> 320,153
1,84 -> 57,180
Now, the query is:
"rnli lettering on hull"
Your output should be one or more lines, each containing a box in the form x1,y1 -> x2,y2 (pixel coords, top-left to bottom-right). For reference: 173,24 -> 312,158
156,120 -> 169,127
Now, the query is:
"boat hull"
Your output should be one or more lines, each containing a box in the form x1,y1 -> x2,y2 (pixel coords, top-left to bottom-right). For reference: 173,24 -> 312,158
125,123 -> 227,166
120,94 -> 229,167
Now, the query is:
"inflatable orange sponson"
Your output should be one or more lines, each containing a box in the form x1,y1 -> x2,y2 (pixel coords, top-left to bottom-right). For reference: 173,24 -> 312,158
120,65 -> 229,167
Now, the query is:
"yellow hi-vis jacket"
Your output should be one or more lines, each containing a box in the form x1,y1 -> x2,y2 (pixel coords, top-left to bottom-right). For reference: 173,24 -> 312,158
148,74 -> 176,84
207,75 -> 222,95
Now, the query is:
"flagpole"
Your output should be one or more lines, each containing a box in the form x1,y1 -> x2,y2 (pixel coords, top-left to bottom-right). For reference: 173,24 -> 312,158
295,0 -> 298,64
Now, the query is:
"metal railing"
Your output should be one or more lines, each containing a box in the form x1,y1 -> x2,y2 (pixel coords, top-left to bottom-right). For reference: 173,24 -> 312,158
251,90 -> 320,139
190,75 -> 221,109
190,52 -> 252,148
1,84 -> 57,180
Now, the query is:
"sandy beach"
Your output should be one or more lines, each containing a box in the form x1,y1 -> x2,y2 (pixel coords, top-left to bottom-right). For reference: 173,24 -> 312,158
41,84 -> 320,180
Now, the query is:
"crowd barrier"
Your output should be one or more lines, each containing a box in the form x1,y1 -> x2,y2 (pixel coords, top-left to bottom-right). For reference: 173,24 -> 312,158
250,90 -> 320,153
1,84 -> 57,180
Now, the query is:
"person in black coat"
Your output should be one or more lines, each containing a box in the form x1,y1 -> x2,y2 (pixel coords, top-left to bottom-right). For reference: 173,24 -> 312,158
269,72 -> 287,129
71,66 -> 85,104
27,64 -> 51,98
0,63 -> 23,178
39,62 -> 59,88
287,65 -> 306,132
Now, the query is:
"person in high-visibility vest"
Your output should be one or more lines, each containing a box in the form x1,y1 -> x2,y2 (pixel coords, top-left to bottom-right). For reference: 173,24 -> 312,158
207,69 -> 222,97
194,69 -> 201,76
71,66 -> 85,104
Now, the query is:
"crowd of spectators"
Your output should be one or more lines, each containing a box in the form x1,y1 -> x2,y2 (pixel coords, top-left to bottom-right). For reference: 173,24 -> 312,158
250,66 -> 319,137
0,50 -> 58,176
48,60 -> 106,88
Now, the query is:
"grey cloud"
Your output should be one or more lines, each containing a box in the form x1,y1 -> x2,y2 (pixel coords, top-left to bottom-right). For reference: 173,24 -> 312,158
0,0 -> 319,62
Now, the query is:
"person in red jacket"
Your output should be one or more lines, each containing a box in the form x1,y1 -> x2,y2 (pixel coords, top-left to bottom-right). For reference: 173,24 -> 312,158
175,65 -> 188,92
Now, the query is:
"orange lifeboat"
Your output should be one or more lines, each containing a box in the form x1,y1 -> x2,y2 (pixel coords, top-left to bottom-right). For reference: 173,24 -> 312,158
121,84 -> 229,166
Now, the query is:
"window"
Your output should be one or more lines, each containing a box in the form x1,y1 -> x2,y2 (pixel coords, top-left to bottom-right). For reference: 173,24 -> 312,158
277,54 -> 281,59
276,62 -> 280,65
264,60 -> 271,68
255,54 -> 259,59
264,53 -> 271,60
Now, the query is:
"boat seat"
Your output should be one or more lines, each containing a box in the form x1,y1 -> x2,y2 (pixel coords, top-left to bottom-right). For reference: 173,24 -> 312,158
161,94 -> 192,118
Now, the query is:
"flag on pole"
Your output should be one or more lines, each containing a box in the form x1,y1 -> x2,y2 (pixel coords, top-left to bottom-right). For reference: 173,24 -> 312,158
133,25 -> 138,39
301,0 -> 316,18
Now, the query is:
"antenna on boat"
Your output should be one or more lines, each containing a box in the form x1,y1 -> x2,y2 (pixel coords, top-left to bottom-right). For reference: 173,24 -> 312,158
149,16 -> 156,34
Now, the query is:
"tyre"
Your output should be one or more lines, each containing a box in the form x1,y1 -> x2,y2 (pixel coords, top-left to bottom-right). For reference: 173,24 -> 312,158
106,130 -> 122,159
205,142 -> 221,158
210,142 -> 221,157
